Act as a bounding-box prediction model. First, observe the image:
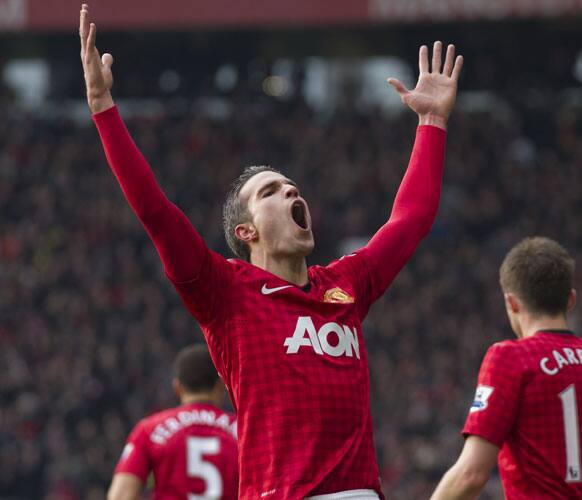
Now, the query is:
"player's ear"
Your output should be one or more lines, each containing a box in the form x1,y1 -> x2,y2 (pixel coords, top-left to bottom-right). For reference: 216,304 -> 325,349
504,293 -> 520,314
567,289 -> 577,312
235,222 -> 258,244
172,379 -> 181,399
212,379 -> 227,402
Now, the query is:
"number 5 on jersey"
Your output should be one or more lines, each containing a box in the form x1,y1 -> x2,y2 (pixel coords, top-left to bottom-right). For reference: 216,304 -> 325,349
187,437 -> 223,498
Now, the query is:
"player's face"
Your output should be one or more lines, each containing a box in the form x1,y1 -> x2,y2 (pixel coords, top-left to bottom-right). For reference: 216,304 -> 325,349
238,171 -> 314,258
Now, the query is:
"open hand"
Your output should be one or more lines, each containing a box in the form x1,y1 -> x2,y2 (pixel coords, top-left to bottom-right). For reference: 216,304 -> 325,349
388,42 -> 463,129
79,4 -> 114,114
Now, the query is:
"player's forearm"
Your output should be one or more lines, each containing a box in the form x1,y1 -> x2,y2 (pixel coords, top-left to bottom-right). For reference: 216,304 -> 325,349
93,106 -> 205,282
88,91 -> 115,115
419,113 -> 447,130
107,473 -> 143,500
364,125 -> 445,273
391,124 -> 446,233
93,106 -> 171,219
430,460 -> 489,500
430,466 -> 485,500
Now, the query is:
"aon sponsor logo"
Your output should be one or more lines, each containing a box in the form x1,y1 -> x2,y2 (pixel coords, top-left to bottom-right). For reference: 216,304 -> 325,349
284,316 -> 360,359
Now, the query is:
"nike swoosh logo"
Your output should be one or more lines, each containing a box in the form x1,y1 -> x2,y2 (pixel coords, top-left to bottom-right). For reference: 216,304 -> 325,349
261,284 -> 294,295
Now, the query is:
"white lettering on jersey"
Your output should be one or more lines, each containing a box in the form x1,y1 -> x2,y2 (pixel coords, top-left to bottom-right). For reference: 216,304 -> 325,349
469,385 -> 494,413
284,316 -> 360,359
540,348 -> 582,376
150,409 -> 237,445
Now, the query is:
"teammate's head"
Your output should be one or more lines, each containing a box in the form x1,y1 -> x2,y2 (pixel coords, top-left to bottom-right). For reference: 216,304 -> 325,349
223,165 -> 314,262
173,344 -> 224,404
499,237 -> 576,336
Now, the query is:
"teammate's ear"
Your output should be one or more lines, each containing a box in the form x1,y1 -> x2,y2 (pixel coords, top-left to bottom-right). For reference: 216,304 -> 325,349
172,379 -> 181,400
504,293 -> 520,314
567,289 -> 577,312
235,222 -> 258,243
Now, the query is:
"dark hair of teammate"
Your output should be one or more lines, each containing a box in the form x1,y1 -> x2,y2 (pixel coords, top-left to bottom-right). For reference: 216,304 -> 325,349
222,165 -> 280,261
499,236 -> 574,316
173,344 -> 219,393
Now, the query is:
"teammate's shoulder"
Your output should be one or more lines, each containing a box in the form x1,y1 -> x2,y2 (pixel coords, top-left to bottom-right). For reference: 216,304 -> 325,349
486,339 -> 521,358
140,405 -> 182,428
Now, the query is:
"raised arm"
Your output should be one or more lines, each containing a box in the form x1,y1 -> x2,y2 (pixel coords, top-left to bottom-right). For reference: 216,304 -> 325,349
362,42 -> 463,296
79,4 -> 207,283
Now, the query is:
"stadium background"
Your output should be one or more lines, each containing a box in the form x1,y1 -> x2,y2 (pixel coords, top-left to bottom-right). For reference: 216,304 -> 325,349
2,0 -> 582,498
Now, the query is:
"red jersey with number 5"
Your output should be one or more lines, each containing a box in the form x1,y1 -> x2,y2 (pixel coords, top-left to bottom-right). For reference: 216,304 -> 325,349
463,330 -> 582,499
114,402 -> 237,499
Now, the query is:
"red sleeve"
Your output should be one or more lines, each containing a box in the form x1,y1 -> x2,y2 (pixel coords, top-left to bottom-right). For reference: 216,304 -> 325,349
358,125 -> 446,303
462,342 -> 523,448
93,106 -> 210,284
114,423 -> 151,482
93,107 -> 232,325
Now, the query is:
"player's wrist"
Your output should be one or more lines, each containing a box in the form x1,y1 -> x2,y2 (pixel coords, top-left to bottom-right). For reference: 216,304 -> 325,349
88,92 -> 115,115
418,113 -> 448,130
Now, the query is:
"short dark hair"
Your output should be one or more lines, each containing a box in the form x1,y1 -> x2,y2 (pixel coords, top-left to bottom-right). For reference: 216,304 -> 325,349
173,344 -> 219,393
499,236 -> 575,316
222,165 -> 280,261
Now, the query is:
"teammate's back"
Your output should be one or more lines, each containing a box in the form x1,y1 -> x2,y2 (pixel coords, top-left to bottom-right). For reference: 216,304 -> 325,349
467,331 -> 582,498
432,237 -> 582,500
117,402 -> 237,499
109,345 -> 238,500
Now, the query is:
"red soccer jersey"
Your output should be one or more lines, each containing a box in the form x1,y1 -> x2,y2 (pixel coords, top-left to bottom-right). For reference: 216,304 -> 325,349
463,330 -> 582,499
94,107 -> 446,499
175,250 -> 388,498
114,403 -> 238,499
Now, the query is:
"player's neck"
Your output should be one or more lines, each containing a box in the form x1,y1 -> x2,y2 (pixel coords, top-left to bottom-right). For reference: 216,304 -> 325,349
180,393 -> 218,406
519,314 -> 569,339
251,252 -> 309,286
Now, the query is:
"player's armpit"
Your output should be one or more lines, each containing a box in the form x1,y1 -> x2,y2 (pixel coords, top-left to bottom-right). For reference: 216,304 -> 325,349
107,473 -> 144,500
430,436 -> 499,500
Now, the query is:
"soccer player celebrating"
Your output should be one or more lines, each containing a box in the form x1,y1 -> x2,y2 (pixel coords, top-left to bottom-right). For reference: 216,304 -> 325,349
431,237 -> 582,499
79,4 -> 462,498
108,345 -> 238,500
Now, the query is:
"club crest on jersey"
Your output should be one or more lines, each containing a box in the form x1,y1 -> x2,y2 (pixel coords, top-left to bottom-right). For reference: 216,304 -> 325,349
323,287 -> 354,304
470,385 -> 494,413
283,316 -> 360,359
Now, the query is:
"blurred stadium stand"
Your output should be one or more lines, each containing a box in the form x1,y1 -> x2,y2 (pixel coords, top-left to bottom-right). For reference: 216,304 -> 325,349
2,1 -> 582,498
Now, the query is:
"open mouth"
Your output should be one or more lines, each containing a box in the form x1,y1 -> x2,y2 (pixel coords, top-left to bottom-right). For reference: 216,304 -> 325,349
291,201 -> 308,230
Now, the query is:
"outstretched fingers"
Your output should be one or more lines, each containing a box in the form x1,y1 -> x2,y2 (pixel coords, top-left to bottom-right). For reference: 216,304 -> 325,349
431,41 -> 443,74
419,45 -> 429,75
87,22 -> 97,54
451,55 -> 464,82
79,4 -> 89,55
387,77 -> 410,99
102,53 -> 114,70
443,44 -> 456,77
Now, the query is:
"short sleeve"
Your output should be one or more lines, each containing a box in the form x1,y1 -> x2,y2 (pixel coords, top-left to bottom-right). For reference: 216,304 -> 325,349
462,342 -> 523,448
114,423 -> 151,482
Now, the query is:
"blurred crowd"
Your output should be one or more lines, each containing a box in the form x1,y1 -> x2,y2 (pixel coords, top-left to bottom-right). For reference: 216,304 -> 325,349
2,91 -> 582,499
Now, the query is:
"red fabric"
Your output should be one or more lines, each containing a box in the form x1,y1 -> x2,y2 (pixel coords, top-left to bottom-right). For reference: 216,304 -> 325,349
94,107 -> 446,499
114,403 -> 238,499
463,331 -> 582,499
